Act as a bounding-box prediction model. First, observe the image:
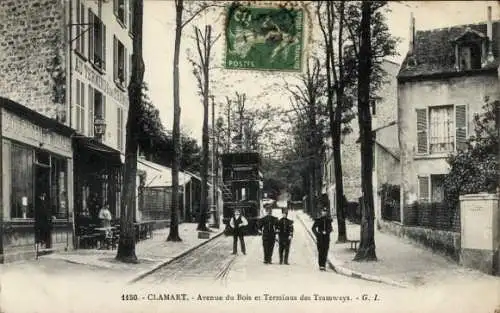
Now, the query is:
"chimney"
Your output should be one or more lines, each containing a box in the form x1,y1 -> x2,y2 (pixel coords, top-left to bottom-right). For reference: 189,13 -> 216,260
408,12 -> 415,55
486,6 -> 494,62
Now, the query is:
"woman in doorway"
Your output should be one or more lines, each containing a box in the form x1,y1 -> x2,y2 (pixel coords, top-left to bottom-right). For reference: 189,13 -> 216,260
35,193 -> 52,249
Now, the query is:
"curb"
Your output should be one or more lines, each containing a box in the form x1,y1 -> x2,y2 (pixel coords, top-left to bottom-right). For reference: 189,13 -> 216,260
295,213 -> 409,289
128,230 -> 225,284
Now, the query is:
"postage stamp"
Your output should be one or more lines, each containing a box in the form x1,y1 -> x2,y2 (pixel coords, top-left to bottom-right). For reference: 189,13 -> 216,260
224,4 -> 304,71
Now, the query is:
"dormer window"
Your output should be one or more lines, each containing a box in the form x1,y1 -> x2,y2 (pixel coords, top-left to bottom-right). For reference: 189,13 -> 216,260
453,27 -> 488,71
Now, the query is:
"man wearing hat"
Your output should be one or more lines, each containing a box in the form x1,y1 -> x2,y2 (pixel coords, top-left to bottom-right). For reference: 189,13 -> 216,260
277,208 -> 294,265
311,207 -> 333,271
229,208 -> 248,255
257,205 -> 278,264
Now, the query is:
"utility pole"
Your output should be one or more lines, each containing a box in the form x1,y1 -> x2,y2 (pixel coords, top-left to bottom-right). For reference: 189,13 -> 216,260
226,98 -> 231,153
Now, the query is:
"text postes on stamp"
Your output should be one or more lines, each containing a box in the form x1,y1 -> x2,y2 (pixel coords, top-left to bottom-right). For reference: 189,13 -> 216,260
224,4 -> 304,71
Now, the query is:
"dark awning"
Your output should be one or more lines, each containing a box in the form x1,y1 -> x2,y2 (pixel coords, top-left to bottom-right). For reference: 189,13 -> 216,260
73,136 -> 122,165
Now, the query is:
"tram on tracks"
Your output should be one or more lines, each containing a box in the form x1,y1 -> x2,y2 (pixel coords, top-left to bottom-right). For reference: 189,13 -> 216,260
221,152 -> 263,235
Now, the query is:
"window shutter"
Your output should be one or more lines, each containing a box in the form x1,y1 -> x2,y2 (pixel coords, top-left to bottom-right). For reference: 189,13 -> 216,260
88,9 -> 94,63
416,108 -> 428,154
75,80 -> 80,130
113,0 -> 118,15
102,23 -> 107,70
124,47 -> 128,86
80,82 -> 85,133
418,176 -> 430,202
113,35 -> 118,81
455,104 -> 467,151
88,86 -> 94,137
102,95 -> 106,120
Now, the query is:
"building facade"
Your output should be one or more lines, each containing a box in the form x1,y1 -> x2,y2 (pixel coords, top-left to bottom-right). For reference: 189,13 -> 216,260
397,8 -> 500,222
321,60 -> 399,216
0,0 -> 133,261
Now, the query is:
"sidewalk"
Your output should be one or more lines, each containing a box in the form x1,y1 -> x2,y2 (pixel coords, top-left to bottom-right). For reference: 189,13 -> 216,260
295,211 -> 499,289
2,223 -> 224,284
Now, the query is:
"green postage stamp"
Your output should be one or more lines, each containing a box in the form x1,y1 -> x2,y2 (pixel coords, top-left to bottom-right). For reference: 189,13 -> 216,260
224,4 -> 304,71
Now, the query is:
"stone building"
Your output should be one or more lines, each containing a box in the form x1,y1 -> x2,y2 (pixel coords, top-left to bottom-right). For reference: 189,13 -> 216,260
0,0 -> 133,261
397,7 -> 500,222
321,60 -> 399,216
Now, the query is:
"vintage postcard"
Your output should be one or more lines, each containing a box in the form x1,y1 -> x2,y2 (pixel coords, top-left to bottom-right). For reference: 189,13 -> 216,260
0,1 -> 499,313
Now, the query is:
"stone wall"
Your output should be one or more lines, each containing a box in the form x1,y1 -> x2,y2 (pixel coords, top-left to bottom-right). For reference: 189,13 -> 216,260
0,0 -> 66,120
378,219 -> 461,261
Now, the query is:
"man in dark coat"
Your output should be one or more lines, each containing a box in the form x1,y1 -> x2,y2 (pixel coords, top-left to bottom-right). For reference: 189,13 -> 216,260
257,206 -> 278,264
312,207 -> 333,271
229,209 -> 248,255
277,208 -> 293,265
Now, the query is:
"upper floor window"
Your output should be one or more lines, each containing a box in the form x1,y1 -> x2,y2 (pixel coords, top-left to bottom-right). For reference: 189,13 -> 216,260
75,0 -> 86,57
88,10 -> 106,71
114,0 -> 127,27
75,79 -> 86,134
416,104 -> 467,155
88,86 -> 106,138
454,28 -> 487,71
129,0 -> 135,37
113,36 -> 127,88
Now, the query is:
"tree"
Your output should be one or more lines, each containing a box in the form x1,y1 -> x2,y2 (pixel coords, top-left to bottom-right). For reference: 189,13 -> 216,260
116,0 -> 144,263
137,83 -> 167,157
354,0 -> 376,261
169,0 -> 223,241
444,98 -> 499,205
188,25 -> 221,231
285,58 -> 328,217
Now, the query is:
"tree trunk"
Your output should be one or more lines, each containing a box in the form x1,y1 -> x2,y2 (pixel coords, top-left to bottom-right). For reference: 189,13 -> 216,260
167,0 -> 183,242
322,1 -> 347,243
116,0 -> 144,263
354,0 -> 376,261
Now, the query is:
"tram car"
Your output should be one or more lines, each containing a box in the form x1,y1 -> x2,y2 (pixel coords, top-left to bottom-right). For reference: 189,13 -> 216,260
221,152 -> 263,235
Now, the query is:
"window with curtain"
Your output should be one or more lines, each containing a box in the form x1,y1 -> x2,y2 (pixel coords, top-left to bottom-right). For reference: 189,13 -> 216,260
429,106 -> 454,153
11,143 -> 34,218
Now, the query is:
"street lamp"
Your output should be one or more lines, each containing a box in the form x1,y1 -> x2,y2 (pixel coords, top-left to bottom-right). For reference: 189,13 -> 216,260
94,116 -> 107,142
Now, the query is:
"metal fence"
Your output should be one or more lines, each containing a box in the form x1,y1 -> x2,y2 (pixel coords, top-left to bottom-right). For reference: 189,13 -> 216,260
405,202 -> 460,232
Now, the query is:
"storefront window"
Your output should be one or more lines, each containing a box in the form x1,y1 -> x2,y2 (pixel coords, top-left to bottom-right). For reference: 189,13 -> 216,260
51,156 -> 68,218
11,143 -> 34,218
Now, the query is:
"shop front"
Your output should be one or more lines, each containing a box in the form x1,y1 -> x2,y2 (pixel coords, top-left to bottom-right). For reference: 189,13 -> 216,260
0,98 -> 74,263
72,136 -> 122,248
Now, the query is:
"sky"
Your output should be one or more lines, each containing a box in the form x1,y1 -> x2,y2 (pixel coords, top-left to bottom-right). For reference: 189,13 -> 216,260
143,0 -> 500,143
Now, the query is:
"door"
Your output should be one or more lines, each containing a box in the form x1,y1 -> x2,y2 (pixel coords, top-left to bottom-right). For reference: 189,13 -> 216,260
34,151 -> 51,248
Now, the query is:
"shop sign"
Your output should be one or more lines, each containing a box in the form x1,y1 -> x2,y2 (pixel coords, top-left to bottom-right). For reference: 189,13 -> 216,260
74,57 -> 128,106
2,109 -> 72,157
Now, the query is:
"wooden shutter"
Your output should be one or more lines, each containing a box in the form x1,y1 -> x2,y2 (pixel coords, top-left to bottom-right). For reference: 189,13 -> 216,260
75,80 -> 80,130
455,104 -> 467,151
418,176 -> 430,203
80,81 -> 85,133
416,108 -> 428,154
88,9 -> 94,63
113,35 -> 118,81
88,86 -> 94,137
124,46 -> 128,86
113,0 -> 118,15
102,95 -> 106,119
102,23 -> 107,70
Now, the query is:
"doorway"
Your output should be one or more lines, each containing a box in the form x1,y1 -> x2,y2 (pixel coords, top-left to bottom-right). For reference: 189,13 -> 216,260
34,151 -> 51,248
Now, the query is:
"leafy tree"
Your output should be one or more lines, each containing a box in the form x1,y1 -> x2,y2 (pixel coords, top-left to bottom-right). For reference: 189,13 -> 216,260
444,98 -> 499,205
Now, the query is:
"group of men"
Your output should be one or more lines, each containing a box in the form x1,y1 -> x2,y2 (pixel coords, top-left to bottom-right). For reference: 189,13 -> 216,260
228,205 -> 333,270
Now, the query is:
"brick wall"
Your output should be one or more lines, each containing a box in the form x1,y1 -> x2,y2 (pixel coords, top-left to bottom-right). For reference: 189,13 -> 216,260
0,0 -> 66,120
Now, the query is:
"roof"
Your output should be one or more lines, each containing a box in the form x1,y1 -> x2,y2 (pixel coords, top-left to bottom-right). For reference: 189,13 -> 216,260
138,159 -> 192,188
398,20 -> 500,79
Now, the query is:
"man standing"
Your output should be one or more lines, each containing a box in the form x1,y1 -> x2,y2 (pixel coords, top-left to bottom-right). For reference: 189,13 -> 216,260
257,206 -> 278,264
312,207 -> 333,271
229,209 -> 248,255
277,208 -> 293,265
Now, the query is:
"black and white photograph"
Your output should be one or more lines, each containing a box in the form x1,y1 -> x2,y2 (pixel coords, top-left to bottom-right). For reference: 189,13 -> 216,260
0,1 -> 499,312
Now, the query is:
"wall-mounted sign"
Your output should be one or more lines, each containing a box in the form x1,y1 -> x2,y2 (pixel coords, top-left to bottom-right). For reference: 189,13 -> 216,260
2,109 -> 72,157
225,4 -> 304,71
74,57 -> 128,106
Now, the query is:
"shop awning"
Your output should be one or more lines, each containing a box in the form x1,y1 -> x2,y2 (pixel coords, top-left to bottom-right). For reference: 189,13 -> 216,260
73,136 -> 122,165
138,159 -> 192,188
